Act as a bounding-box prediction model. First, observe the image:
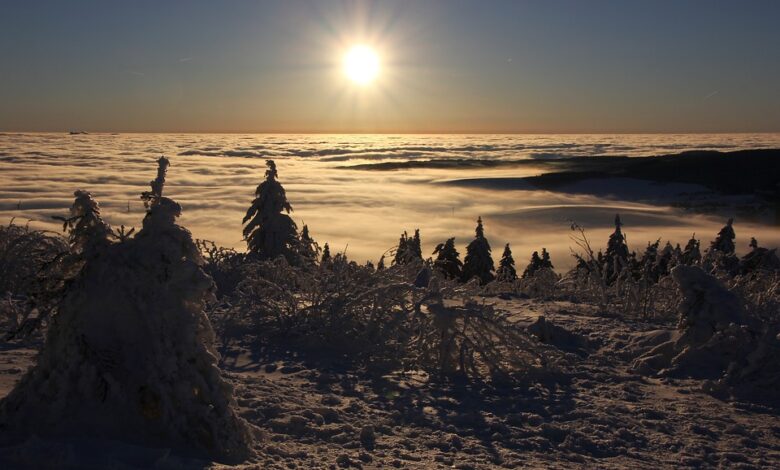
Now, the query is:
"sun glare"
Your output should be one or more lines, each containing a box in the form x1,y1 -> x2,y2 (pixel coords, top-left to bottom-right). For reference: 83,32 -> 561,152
343,45 -> 379,85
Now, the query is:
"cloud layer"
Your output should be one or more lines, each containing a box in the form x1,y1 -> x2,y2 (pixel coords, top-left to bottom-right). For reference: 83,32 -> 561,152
1,133 -> 778,269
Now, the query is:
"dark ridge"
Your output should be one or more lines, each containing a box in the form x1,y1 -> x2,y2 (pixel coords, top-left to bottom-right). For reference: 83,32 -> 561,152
347,149 -> 780,197
339,158 -> 545,171
525,149 -> 780,196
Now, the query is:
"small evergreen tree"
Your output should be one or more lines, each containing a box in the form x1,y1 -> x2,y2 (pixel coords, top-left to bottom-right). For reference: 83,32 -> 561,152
522,251 -> 543,278
639,240 -> 661,281
298,224 -> 320,265
410,229 -> 423,260
541,248 -> 554,269
462,217 -> 495,284
242,160 -> 299,263
710,218 -> 736,255
654,241 -> 674,279
671,243 -> 684,268
393,229 -> 423,265
54,189 -> 113,256
495,243 -> 517,282
376,255 -> 386,271
393,231 -> 410,265
321,243 -> 331,265
682,234 -> 701,265
432,238 -> 463,280
604,214 -> 629,283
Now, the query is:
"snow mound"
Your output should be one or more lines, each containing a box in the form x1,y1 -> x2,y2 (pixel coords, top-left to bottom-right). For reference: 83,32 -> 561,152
526,315 -> 589,354
633,266 -> 780,401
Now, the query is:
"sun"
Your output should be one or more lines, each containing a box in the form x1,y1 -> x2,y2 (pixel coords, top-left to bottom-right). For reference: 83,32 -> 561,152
343,45 -> 380,85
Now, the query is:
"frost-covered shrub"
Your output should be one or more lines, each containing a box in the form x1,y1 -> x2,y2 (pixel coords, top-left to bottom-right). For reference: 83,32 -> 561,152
216,248 -> 553,382
0,222 -> 68,336
408,295 -> 556,382
230,255 -> 411,362
725,271 -> 780,324
516,267 -> 561,299
196,239 -> 246,298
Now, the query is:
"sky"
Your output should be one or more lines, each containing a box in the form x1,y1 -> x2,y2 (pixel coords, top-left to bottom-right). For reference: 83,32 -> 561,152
1,0 -> 779,134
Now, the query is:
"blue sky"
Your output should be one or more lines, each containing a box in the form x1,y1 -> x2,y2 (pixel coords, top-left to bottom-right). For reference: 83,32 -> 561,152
1,0 -> 779,133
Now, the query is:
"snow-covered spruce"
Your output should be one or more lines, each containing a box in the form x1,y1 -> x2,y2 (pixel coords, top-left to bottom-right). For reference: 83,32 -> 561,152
0,157 -> 252,462
432,237 -> 463,280
298,224 -> 320,267
462,217 -> 495,285
495,243 -> 517,282
393,229 -> 423,265
243,160 -> 300,265
603,214 -> 630,284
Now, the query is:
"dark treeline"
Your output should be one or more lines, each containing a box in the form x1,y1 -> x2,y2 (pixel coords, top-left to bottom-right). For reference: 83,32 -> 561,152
239,160 -> 779,291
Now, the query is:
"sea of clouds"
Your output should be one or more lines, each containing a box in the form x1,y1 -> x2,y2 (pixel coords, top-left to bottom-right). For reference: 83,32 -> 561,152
1,132 -> 778,268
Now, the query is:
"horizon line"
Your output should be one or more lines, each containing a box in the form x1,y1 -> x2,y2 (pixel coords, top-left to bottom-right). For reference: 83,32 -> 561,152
3,130 -> 780,136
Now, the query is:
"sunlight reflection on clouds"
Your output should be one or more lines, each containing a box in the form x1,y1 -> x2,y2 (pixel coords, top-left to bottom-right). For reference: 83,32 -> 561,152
1,133 -> 778,269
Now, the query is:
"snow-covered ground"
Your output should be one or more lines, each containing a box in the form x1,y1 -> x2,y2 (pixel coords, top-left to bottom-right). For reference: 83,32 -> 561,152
2,298 -> 778,469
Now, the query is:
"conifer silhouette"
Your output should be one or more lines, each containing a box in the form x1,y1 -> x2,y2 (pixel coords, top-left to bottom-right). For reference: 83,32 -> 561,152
298,224 -> 320,265
242,160 -> 299,263
393,231 -> 410,265
682,234 -> 701,265
604,214 -> 629,283
541,248 -> 554,269
495,243 -> 517,282
393,229 -> 423,265
522,251 -> 543,278
710,218 -> 736,255
432,237 -> 463,280
462,217 -> 495,284
411,229 -> 423,260
376,255 -> 386,271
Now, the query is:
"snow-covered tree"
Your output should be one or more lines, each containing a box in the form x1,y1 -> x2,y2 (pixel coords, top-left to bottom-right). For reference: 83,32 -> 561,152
522,251 -> 543,279
462,217 -> 495,284
604,214 -> 629,283
376,255 -> 386,271
654,241 -> 675,279
321,242 -> 331,265
541,248 -> 554,269
393,231 -> 410,265
298,224 -> 320,266
682,234 -> 701,265
432,237 -> 463,280
710,218 -> 736,255
0,158 -> 252,462
410,229 -> 423,260
242,160 -> 299,264
495,243 -> 517,282
639,239 -> 661,281
393,229 -> 423,265
54,189 -> 113,256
